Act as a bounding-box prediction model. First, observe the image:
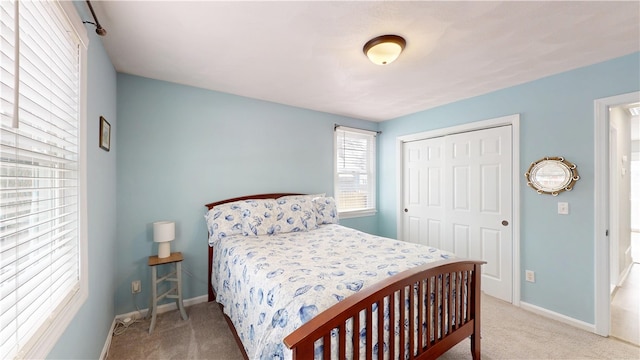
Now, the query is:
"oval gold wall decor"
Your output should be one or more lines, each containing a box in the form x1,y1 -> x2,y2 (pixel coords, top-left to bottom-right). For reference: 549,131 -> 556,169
525,157 -> 579,196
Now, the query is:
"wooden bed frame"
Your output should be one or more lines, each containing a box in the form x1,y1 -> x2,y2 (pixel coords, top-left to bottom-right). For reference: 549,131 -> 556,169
206,193 -> 485,360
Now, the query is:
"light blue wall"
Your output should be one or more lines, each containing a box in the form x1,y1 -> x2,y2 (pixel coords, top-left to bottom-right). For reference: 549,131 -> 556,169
377,52 -> 640,323
47,3 -> 118,358
114,74 -> 378,314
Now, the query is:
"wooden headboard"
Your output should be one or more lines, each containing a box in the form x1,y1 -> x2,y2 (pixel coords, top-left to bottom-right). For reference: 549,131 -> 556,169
205,193 -> 303,301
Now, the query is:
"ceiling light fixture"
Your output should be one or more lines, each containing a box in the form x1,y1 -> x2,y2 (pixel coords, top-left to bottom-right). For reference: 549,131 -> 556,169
363,35 -> 406,65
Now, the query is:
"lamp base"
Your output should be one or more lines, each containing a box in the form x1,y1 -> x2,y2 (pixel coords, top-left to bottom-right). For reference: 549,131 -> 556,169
158,242 -> 171,258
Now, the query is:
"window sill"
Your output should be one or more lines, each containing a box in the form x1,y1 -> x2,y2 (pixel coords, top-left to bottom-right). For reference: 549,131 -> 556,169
338,209 -> 377,219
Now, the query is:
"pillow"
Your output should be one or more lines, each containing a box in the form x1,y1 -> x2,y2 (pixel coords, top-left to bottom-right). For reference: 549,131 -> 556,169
239,199 -> 279,236
205,201 -> 244,244
313,196 -> 339,224
275,197 -> 317,230
209,197 -> 322,239
278,193 -> 325,202
277,194 -> 324,227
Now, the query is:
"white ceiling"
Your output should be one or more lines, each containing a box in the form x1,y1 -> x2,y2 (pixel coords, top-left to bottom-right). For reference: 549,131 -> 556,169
91,1 -> 640,122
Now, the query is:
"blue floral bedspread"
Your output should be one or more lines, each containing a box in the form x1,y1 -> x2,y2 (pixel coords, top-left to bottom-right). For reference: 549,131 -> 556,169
211,224 -> 453,360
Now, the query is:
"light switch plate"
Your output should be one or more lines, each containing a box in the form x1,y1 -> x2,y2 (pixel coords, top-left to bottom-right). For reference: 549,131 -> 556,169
525,270 -> 535,283
558,202 -> 569,215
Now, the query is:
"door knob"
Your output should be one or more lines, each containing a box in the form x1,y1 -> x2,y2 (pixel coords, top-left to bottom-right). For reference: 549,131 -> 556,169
404,208 -> 408,213
501,220 -> 509,226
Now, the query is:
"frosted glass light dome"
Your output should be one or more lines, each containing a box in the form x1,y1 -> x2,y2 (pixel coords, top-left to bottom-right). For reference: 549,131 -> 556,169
363,35 -> 406,65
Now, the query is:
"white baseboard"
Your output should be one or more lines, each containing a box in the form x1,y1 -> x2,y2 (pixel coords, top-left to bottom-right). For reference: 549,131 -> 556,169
618,261 -> 633,287
114,294 -> 208,321
99,318 -> 117,360
520,301 -> 595,333
100,295 -> 209,359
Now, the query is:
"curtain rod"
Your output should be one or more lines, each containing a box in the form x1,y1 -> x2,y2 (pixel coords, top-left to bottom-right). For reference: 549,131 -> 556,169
83,1 -> 107,36
334,124 -> 382,135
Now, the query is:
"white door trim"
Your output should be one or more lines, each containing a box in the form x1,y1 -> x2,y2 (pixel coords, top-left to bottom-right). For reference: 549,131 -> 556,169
395,114 -> 521,305
609,124 -> 620,293
594,91 -> 640,336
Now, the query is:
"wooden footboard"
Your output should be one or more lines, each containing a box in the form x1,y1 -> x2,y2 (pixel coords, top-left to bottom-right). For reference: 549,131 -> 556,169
283,259 -> 485,360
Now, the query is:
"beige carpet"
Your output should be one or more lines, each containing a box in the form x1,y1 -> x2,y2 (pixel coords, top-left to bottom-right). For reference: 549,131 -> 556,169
107,294 -> 640,360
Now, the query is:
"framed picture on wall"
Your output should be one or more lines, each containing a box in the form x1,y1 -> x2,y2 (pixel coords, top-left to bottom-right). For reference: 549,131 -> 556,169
99,116 -> 111,151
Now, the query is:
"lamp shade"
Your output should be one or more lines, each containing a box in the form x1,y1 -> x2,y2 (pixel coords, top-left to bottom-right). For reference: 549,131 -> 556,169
153,221 -> 175,242
363,35 -> 406,65
153,221 -> 175,258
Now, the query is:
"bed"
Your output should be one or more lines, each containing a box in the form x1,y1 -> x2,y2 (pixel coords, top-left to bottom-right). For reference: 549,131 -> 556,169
205,193 -> 484,360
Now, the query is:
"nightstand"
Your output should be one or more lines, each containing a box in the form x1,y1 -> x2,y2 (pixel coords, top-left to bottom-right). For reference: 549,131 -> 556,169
146,252 -> 188,334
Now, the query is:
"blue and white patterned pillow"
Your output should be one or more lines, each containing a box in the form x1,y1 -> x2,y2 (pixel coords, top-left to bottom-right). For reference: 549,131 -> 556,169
313,196 -> 339,224
275,197 -> 317,231
239,199 -> 280,236
278,193 -> 325,203
205,201 -> 244,244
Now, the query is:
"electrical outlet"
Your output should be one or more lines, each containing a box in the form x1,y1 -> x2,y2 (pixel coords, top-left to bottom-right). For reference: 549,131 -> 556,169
131,280 -> 141,294
525,270 -> 535,283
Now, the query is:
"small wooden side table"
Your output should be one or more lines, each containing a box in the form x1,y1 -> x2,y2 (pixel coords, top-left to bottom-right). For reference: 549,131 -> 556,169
146,252 -> 188,334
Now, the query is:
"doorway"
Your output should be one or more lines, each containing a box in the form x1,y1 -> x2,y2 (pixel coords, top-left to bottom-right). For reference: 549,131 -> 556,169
396,114 -> 520,304
609,103 -> 639,345
594,92 -> 640,341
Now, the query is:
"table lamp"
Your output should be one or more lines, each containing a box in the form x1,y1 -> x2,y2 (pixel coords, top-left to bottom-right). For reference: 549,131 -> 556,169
153,221 -> 175,258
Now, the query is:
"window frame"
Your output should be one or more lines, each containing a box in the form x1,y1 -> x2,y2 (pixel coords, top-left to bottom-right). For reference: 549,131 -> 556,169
1,1 -> 89,358
333,126 -> 378,219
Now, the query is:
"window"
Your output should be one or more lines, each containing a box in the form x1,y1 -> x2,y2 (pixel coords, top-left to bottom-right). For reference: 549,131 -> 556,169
1,1 -> 88,358
334,126 -> 377,218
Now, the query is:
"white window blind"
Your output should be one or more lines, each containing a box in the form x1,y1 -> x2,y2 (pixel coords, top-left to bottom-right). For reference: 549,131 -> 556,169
1,1 -> 85,358
334,126 -> 377,217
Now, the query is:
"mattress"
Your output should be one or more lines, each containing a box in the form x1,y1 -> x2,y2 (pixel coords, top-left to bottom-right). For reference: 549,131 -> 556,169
211,224 -> 454,359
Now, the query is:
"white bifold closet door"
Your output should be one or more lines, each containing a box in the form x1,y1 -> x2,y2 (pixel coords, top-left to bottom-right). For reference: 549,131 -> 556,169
402,125 -> 512,302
